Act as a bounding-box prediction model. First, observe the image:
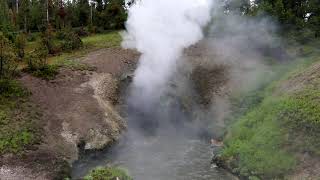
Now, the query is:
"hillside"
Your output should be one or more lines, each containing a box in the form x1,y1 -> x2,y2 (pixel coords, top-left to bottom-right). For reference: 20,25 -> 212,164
217,41 -> 320,179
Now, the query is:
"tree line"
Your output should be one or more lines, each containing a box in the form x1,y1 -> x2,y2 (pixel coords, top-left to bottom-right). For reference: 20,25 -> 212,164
0,0 -> 129,33
225,0 -> 320,39
0,0 -> 319,82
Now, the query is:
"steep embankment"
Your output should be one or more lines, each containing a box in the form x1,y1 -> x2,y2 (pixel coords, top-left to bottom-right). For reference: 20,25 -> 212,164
218,45 -> 320,179
0,48 -> 139,179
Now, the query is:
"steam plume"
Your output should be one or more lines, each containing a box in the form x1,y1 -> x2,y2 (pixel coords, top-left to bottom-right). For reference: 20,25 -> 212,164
122,0 -> 213,104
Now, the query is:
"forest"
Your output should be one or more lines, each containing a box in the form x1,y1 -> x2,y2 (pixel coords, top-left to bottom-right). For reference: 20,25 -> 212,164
0,0 -> 319,80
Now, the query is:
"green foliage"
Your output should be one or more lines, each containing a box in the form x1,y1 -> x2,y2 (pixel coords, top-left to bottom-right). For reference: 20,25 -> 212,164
0,79 -> 29,97
28,64 -> 59,80
25,40 -> 59,80
41,26 -> 60,55
82,31 -> 122,48
0,0 -> 12,31
15,33 -> 27,59
280,89 -> 320,155
102,0 -> 127,29
26,44 -> 48,70
0,79 -> 40,155
57,29 -> 83,51
253,0 -> 320,40
0,32 -> 18,79
222,51 -> 320,178
222,98 -> 296,179
84,167 -> 133,180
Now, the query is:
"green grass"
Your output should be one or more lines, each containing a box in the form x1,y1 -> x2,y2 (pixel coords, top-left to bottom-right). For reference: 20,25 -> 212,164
222,88 -> 320,179
84,167 -> 132,180
24,32 -> 122,73
222,97 -> 297,179
50,32 -> 121,69
221,41 -> 320,179
49,32 -> 122,69
0,79 -> 41,154
82,31 -> 122,49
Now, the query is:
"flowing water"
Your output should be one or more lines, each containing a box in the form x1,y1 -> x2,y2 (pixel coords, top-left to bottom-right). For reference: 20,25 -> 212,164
72,81 -> 236,180
72,128 -> 236,180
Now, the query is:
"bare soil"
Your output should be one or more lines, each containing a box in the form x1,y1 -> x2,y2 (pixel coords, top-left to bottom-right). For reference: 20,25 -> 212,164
0,48 -> 139,180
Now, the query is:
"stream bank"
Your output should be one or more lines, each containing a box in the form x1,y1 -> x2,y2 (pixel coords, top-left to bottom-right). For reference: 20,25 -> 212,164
0,48 -> 139,179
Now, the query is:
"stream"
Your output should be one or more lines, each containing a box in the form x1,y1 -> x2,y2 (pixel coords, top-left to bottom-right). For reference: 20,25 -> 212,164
72,97 -> 236,180
72,130 -> 235,180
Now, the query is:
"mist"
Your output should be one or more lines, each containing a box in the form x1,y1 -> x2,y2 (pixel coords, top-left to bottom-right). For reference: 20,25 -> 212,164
113,0 -> 284,179
122,0 -> 213,106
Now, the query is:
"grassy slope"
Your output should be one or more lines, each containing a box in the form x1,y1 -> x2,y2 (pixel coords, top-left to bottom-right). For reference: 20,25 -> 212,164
220,42 -> 320,179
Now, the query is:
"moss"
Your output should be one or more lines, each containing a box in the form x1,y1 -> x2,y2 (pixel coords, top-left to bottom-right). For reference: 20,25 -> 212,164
84,167 -> 133,180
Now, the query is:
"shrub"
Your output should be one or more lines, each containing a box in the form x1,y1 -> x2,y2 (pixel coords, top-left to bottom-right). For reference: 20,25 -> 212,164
0,79 -> 29,97
29,64 -> 59,80
62,32 -> 83,51
0,32 -> 18,79
56,29 -> 83,51
40,26 -> 61,54
87,24 -> 97,34
26,45 -> 48,71
26,33 -> 38,42
74,27 -> 89,37
84,167 -> 133,180
14,33 -> 27,59
25,45 -> 58,80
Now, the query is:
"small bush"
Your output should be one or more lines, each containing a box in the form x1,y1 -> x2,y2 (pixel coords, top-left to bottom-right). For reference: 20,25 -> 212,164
41,26 -> 60,55
87,24 -> 97,34
62,33 -> 83,51
0,32 -> 18,79
0,79 -> 29,97
15,33 -> 27,59
74,27 -> 89,37
29,65 -> 59,80
25,44 -> 59,80
56,29 -> 83,51
26,33 -> 38,42
84,167 -> 133,180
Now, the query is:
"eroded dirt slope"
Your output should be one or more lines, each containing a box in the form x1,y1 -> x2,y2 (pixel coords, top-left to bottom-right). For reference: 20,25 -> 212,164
0,48 -> 139,180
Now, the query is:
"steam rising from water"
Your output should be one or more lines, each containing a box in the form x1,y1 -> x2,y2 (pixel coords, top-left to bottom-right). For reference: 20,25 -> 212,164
72,1 -> 285,179
122,0 -> 213,104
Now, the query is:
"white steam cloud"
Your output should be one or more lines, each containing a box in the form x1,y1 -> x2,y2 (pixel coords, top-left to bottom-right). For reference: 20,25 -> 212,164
122,0 -> 213,103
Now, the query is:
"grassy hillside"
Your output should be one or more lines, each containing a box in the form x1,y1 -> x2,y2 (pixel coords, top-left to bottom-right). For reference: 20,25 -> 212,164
219,42 -> 320,179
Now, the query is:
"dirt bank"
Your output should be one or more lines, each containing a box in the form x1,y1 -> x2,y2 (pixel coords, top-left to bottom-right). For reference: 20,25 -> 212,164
0,48 -> 139,180
1,43 -> 233,179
